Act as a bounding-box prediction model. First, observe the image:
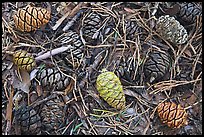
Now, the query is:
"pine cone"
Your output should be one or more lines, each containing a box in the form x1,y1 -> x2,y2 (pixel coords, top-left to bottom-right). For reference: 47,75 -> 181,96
14,105 -> 42,135
57,30 -> 84,60
157,102 -> 188,128
120,20 -> 141,40
13,50 -> 36,71
96,69 -> 126,110
36,67 -> 74,92
40,97 -> 65,134
175,68 -> 193,92
144,50 -> 171,84
115,57 -> 140,85
82,11 -> 102,45
176,3 -> 202,25
156,15 -> 188,44
13,4 -> 51,32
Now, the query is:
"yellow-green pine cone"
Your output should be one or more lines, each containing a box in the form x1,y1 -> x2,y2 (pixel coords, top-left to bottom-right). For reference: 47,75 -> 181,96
96,69 -> 126,110
13,50 -> 36,71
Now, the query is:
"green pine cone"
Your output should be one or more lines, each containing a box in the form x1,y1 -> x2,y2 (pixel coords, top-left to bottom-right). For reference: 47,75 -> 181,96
96,69 -> 126,110
13,50 -> 36,71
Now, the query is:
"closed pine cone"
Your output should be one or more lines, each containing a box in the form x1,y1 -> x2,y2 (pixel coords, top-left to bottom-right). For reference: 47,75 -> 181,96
14,105 -> 42,135
144,50 -> 171,84
157,102 -> 188,128
96,69 -> 126,110
13,50 -> 36,71
13,4 -> 50,32
40,97 -> 65,134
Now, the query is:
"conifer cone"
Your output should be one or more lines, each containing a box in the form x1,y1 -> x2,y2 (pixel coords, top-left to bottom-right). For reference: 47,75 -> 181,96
57,30 -> 84,61
115,57 -> 139,84
96,69 -> 126,110
14,105 -> 42,135
120,20 -> 141,40
13,50 -> 36,71
156,15 -> 188,44
158,2 -> 202,25
13,4 -> 50,32
36,67 -> 74,92
157,102 -> 188,128
40,97 -> 65,134
82,11 -> 102,45
144,50 -> 171,84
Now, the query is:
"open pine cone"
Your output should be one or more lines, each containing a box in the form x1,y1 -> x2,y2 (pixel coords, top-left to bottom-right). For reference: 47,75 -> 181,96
156,15 -> 188,44
36,67 -> 74,93
82,11 -> 102,45
56,30 -> 84,62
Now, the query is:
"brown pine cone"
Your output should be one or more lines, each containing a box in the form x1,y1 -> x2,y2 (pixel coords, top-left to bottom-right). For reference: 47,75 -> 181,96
115,56 -> 140,85
156,15 -> 188,44
157,102 -> 188,128
144,50 -> 171,84
82,11 -> 102,45
56,30 -> 84,61
13,4 -> 50,32
176,3 -> 202,25
14,105 -> 42,135
40,97 -> 65,134
36,67 -> 74,93
120,20 -> 141,40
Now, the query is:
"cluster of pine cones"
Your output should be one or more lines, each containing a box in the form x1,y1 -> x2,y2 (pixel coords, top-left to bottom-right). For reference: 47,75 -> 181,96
2,2 -> 202,135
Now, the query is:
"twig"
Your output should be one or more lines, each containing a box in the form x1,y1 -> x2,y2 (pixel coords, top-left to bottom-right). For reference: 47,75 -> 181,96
35,46 -> 72,61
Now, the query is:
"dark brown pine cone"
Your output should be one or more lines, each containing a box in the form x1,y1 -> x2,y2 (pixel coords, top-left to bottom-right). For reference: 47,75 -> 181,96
56,30 -> 84,63
157,102 -> 188,128
144,50 -> 171,84
13,4 -> 50,32
175,68 -> 193,92
115,56 -> 140,85
14,105 -> 42,135
81,11 -> 102,45
157,2 -> 202,27
35,67 -> 74,93
120,20 -> 141,40
176,2 -> 202,25
40,97 -> 65,134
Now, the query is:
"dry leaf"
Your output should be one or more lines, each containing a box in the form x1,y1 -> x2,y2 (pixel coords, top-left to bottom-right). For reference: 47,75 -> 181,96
12,69 -> 31,93
184,48 -> 192,58
58,2 -> 75,15
6,86 -> 14,121
64,79 -> 75,95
